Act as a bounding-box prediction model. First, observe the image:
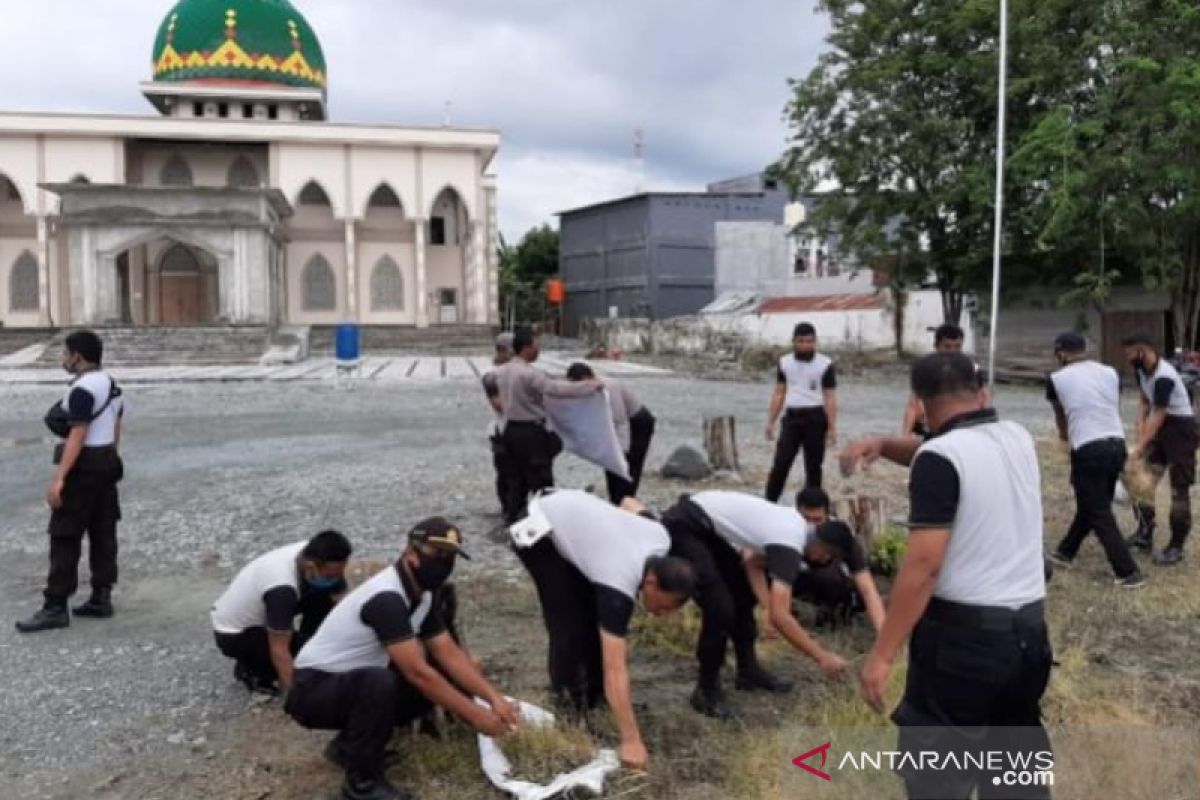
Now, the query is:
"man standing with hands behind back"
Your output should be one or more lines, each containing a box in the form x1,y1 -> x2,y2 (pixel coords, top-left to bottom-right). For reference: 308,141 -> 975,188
765,323 -> 837,500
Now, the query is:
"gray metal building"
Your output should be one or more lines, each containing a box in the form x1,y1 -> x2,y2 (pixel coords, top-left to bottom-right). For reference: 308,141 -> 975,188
557,174 -> 789,334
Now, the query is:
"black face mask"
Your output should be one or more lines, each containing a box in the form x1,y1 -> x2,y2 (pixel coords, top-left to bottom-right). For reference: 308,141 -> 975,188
794,350 -> 815,362
413,555 -> 455,591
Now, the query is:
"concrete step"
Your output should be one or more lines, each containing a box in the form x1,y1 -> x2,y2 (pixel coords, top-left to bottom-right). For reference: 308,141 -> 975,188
309,324 -> 495,355
34,326 -> 272,367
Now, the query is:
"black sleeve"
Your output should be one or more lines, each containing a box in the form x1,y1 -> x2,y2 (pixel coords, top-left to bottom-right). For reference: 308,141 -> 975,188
66,388 -> 95,424
262,586 -> 300,633
908,451 -> 961,529
359,591 -> 415,645
845,539 -> 869,574
418,590 -> 447,640
821,363 -> 837,390
1044,374 -> 1058,403
765,544 -> 803,585
1153,377 -> 1175,409
776,366 -> 787,384
595,585 -> 636,637
482,373 -> 499,399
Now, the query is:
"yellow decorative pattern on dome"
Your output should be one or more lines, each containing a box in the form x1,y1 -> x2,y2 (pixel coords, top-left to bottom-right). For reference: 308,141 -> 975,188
151,1 -> 327,89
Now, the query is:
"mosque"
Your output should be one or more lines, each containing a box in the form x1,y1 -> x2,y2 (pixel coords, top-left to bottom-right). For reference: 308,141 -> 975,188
0,0 -> 500,331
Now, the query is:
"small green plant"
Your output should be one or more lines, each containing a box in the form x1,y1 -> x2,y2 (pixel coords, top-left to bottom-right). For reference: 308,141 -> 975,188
869,527 -> 908,577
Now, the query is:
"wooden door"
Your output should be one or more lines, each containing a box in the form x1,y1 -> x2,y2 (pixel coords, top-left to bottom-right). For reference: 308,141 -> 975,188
1101,311 -> 1164,384
160,274 -> 202,325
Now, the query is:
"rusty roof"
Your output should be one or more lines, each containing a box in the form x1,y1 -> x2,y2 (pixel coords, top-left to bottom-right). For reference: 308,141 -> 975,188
758,294 -> 883,313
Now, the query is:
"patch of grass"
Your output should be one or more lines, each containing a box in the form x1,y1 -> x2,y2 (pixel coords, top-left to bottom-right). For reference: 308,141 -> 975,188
497,721 -> 598,784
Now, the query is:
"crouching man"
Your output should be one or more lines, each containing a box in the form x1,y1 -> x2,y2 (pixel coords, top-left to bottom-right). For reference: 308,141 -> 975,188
512,489 -> 695,770
286,518 -> 518,800
211,530 -> 352,695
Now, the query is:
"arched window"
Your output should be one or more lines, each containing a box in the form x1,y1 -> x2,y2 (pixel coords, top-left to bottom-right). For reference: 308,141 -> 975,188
370,256 -> 404,311
9,251 -> 39,311
368,184 -> 402,209
227,156 -> 259,189
160,243 -> 201,273
298,181 -> 331,206
302,254 -> 336,311
69,174 -> 90,185
161,154 -> 194,187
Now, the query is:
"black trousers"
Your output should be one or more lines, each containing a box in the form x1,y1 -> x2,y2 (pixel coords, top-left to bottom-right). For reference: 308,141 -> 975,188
491,434 -> 520,522
213,601 -> 332,685
45,448 -> 123,604
501,422 -> 563,523
1057,438 -> 1138,577
285,666 -> 433,776
606,407 -> 657,504
765,407 -> 827,502
1137,415 -> 1199,549
663,499 -> 757,685
893,598 -> 1053,800
516,537 -> 603,708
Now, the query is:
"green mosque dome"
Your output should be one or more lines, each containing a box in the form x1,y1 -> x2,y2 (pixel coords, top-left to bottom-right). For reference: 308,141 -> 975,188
151,0 -> 327,91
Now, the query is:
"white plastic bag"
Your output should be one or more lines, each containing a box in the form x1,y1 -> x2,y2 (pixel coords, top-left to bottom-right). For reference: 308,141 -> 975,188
477,699 -> 619,800
545,391 -> 631,481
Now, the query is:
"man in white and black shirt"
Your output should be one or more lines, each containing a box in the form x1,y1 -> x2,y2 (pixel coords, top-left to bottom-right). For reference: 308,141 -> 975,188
512,490 -> 695,770
661,491 -> 849,719
1046,333 -> 1142,586
212,531 -> 352,695
765,322 -> 837,499
1123,334 -> 1199,565
18,331 -> 126,634
845,353 -> 1052,800
900,323 -> 988,437
482,332 -> 517,521
286,518 -> 518,800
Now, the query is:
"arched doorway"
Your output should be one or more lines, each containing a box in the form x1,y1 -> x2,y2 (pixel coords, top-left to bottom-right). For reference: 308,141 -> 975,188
156,242 -> 219,324
428,186 -> 470,324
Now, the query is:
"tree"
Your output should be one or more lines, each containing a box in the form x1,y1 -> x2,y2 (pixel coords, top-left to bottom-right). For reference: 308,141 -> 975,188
498,224 -> 560,326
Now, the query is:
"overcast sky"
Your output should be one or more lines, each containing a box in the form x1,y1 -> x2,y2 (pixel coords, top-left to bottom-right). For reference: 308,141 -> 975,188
0,1 -> 829,239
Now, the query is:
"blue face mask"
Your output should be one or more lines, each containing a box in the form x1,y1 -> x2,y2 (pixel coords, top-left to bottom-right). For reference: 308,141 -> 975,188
307,575 -> 344,592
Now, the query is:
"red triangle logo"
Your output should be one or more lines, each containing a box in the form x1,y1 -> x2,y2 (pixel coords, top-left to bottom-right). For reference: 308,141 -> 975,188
792,741 -> 833,781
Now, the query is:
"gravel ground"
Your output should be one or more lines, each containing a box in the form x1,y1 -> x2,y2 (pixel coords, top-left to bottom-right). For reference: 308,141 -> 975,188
0,364 -> 1057,798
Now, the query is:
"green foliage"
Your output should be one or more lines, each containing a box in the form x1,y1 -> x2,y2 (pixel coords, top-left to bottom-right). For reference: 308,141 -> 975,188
869,527 -> 908,577
499,224 -> 560,326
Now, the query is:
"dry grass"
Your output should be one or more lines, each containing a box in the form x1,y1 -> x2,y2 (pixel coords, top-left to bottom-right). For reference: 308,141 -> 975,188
496,721 -> 598,784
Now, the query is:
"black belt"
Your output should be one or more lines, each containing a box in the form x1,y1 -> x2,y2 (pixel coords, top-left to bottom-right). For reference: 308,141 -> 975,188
506,420 -> 546,428
1073,437 -> 1125,453
784,406 -> 825,415
924,597 -> 1044,631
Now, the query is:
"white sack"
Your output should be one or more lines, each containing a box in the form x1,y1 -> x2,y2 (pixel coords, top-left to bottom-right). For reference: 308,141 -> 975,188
545,390 -> 631,481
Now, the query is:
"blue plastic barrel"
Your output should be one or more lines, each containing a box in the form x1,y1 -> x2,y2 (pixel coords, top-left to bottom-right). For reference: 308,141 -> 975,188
335,323 -> 360,363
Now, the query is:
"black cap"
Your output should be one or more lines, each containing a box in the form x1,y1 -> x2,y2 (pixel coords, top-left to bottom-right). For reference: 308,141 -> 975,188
408,517 -> 471,560
1053,332 -> 1087,353
814,520 -> 856,561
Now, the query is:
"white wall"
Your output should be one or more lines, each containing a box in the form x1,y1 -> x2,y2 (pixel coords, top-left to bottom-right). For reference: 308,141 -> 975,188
715,220 -> 873,299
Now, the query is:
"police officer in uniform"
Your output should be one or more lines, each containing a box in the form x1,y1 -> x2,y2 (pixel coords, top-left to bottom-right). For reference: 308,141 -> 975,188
286,519 -> 518,800
901,323 -> 987,437
565,362 -> 657,504
18,331 -> 126,634
211,530 -> 353,695
765,322 -> 837,499
494,327 -> 601,520
1045,333 -> 1143,586
664,491 -> 850,719
1123,334 -> 1199,565
482,332 -> 517,521
847,353 -> 1052,800
512,490 -> 695,770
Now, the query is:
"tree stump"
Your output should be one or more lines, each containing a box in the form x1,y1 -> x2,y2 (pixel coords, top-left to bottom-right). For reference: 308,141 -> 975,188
835,495 -> 889,551
703,415 -> 741,473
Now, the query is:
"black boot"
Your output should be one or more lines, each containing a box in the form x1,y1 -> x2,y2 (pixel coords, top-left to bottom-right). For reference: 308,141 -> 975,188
73,587 -> 113,619
734,643 -> 794,693
341,770 -> 409,800
689,679 -> 733,720
16,601 -> 69,634
735,662 -> 794,693
1127,514 -> 1154,552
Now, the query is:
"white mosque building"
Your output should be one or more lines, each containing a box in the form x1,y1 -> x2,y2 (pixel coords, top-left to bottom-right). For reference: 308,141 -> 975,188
0,0 -> 500,331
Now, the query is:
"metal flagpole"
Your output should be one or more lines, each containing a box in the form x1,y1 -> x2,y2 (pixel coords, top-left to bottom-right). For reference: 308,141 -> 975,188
987,0 -> 1008,389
